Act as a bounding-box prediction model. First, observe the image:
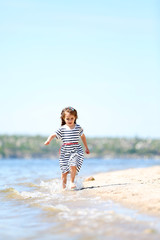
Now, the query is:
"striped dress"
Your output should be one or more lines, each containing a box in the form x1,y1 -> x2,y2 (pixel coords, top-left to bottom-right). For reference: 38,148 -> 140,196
55,124 -> 84,174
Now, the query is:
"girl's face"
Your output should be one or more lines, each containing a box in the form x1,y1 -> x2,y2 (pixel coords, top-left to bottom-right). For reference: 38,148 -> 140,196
64,112 -> 76,127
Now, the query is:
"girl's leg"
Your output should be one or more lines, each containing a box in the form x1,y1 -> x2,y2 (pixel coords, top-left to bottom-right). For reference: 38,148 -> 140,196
70,166 -> 77,189
61,172 -> 68,189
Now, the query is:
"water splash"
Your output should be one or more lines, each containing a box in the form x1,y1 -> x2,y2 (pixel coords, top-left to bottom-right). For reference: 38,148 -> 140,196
1,172 -> 160,240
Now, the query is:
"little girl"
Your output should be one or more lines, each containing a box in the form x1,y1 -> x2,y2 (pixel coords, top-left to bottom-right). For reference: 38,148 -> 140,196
44,106 -> 90,190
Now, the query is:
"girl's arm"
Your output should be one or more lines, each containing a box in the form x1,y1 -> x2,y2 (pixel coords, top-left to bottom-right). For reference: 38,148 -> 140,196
44,134 -> 56,145
81,134 -> 90,154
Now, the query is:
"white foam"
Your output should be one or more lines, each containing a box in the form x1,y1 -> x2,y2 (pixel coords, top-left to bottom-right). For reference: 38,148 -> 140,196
41,204 -> 70,212
20,191 -> 48,199
39,179 -> 62,193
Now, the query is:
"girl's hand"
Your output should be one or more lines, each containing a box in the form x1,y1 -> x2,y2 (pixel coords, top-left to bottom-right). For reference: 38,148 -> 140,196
44,140 -> 50,145
85,147 -> 90,154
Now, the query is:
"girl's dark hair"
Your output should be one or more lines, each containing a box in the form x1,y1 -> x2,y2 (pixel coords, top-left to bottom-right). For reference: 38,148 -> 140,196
61,107 -> 78,126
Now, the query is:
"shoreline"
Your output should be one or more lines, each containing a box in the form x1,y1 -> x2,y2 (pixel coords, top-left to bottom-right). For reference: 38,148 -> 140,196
83,166 -> 160,217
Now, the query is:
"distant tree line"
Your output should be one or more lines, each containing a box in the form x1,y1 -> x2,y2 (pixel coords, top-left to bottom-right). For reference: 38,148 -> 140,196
0,135 -> 160,159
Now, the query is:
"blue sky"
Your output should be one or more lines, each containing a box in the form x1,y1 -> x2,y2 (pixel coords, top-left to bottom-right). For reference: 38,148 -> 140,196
0,0 -> 159,138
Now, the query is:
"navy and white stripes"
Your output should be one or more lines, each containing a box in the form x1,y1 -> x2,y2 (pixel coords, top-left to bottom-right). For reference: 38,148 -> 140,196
55,124 -> 84,173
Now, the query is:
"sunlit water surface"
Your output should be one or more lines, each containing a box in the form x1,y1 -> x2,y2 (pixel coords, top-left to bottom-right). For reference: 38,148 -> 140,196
0,158 -> 160,240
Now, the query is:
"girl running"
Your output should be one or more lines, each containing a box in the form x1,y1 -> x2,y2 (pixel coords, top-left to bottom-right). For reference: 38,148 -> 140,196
44,106 -> 90,189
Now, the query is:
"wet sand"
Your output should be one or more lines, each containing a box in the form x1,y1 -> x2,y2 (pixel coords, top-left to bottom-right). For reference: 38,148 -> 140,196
83,166 -> 160,216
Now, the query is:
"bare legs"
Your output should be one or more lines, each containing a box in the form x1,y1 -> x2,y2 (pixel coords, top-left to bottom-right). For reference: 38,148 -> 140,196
61,166 -> 77,189
70,166 -> 77,189
61,172 -> 68,189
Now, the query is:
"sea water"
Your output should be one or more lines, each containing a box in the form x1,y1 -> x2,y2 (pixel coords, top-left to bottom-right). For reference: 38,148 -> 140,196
0,158 -> 160,240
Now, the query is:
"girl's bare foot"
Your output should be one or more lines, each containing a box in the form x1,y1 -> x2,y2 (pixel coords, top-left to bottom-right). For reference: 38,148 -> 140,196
62,182 -> 66,189
70,182 -> 76,190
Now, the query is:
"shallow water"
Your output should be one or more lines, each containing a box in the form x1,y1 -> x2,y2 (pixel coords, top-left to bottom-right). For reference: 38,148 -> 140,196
0,158 -> 160,240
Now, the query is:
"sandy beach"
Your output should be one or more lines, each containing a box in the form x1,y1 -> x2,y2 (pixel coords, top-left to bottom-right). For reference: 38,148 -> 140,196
83,166 -> 160,216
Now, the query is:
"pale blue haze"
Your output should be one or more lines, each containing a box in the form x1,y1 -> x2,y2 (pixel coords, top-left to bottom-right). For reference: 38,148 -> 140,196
0,0 -> 159,137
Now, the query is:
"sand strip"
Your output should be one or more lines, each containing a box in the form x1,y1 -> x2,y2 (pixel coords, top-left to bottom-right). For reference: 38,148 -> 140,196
83,166 -> 160,216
